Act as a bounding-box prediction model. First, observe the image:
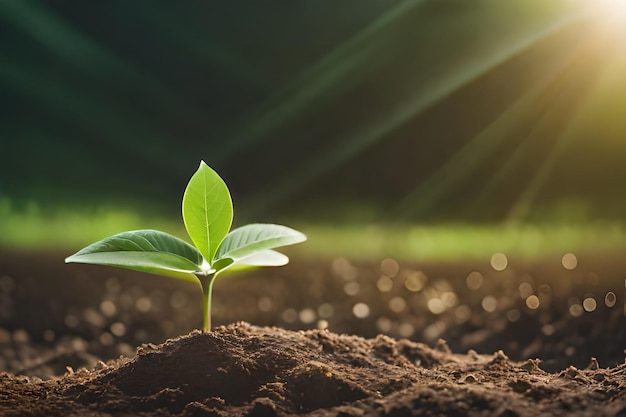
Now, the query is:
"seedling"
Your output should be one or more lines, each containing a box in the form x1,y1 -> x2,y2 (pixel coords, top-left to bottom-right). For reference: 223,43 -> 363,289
65,161 -> 306,332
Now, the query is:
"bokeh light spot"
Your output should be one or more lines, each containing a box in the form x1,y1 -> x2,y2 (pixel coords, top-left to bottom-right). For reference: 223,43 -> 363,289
441,291 -> 458,307
352,303 -> 370,319
257,296 -> 273,312
561,253 -> 578,270
0,329 -> 10,344
380,258 -> 400,277
506,309 -> 521,322
525,295 -> 540,310
317,303 -> 335,318
343,282 -> 360,296
490,253 -> 508,271
398,322 -> 415,338
84,308 -> 105,327
423,321 -> 447,341
582,297 -> 597,312
99,300 -> 117,317
569,304 -> 584,317
282,308 -> 298,323
518,282 -> 534,299
376,316 -> 393,333
605,291 -> 617,308
481,296 -> 497,312
299,308 -> 317,324
110,322 -> 126,337
332,257 -> 358,281
135,297 -> 152,313
316,320 -> 329,330
12,330 -> 29,344
427,298 -> 446,315
541,324 -> 555,336
42,329 -> 55,343
404,271 -> 427,292
99,332 -> 114,346
389,296 -> 407,313
454,305 -> 471,323
465,271 -> 483,290
377,276 -> 394,293
71,337 -> 88,352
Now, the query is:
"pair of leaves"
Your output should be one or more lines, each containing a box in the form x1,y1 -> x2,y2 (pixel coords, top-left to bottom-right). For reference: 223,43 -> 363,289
65,161 -> 306,282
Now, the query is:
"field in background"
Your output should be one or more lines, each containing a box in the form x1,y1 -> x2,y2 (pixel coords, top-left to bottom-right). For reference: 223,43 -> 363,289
2,203 -> 625,262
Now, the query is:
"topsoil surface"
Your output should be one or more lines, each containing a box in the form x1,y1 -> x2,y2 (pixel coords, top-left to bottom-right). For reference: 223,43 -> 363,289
0,249 -> 625,416
2,322 -> 626,417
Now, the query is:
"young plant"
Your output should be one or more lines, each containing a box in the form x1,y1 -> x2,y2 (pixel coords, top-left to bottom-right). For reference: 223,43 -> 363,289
65,161 -> 306,332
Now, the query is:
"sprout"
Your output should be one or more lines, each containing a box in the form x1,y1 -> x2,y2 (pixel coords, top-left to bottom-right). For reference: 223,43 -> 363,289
66,161 -> 306,332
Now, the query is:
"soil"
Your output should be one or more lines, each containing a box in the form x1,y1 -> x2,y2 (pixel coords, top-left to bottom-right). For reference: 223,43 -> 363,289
0,249 -> 625,416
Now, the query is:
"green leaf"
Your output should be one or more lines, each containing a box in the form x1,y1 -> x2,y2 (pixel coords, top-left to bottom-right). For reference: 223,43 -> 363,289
65,229 -> 203,282
182,161 -> 233,263
213,249 -> 289,274
231,249 -> 290,266
215,223 -> 306,263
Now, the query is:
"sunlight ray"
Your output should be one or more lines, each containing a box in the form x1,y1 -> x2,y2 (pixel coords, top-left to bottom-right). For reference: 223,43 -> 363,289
504,127 -> 575,225
461,14 -> 626,225
211,0 -> 427,163
391,84 -> 552,221
391,39 -> 586,222
505,36 -> 626,224
463,65 -> 585,221
244,8 -> 583,216
562,45 -> 626,145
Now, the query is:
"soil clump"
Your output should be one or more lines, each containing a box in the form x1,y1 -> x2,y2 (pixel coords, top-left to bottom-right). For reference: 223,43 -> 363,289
2,322 -> 625,417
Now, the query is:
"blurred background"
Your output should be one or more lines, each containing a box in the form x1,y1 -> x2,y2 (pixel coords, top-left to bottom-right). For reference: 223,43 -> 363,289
1,0 -> 626,374
1,0 -> 626,255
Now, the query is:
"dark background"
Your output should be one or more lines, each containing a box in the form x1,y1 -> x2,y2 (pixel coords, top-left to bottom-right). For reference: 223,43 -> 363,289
2,0 -> 625,224
1,1 -> 625,380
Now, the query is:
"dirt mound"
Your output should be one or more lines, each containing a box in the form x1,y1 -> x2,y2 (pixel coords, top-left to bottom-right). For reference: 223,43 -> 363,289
1,322 -> 625,417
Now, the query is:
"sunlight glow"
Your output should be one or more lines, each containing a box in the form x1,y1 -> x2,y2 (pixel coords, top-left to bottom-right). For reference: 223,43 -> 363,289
595,0 -> 626,22
588,0 -> 626,41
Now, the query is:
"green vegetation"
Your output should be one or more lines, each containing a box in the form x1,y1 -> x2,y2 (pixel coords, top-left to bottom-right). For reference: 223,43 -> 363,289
64,162 -> 306,332
293,223 -> 626,261
0,198 -> 181,250
2,198 -> 625,263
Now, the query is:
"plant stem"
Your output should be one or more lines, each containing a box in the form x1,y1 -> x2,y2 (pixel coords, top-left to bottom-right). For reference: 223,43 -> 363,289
200,274 -> 215,332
